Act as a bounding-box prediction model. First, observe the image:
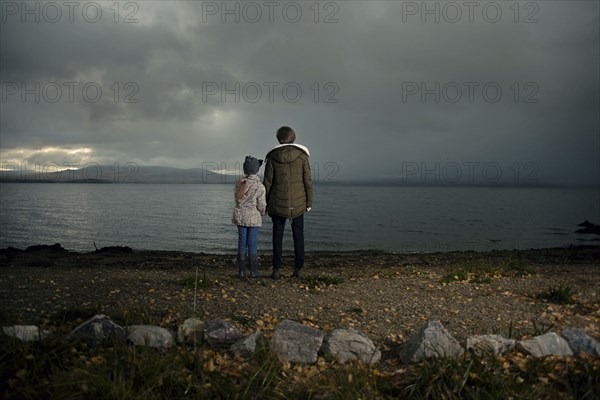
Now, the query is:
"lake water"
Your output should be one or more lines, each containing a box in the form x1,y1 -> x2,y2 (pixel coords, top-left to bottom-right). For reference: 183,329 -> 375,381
0,183 -> 598,254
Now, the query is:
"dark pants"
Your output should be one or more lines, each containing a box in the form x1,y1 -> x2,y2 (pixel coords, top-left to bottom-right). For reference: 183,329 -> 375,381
271,214 -> 304,270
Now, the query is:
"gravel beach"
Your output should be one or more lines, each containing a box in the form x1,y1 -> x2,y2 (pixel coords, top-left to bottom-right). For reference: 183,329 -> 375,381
1,245 -> 598,368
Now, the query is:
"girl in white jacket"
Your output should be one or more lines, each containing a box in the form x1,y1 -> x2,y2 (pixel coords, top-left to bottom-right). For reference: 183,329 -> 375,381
232,156 -> 266,279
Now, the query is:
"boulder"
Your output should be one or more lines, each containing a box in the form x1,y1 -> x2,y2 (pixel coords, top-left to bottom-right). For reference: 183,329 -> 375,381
575,220 -> 600,234
399,320 -> 464,363
203,319 -> 242,348
2,325 -> 49,342
66,314 -> 126,347
127,325 -> 174,348
516,332 -> 573,357
231,330 -> 265,357
270,319 -> 324,364
466,334 -> 516,356
178,318 -> 204,345
322,329 -> 381,364
25,243 -> 68,252
561,328 -> 600,356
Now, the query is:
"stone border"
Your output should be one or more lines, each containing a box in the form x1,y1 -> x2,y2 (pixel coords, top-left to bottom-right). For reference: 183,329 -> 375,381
3,316 -> 599,364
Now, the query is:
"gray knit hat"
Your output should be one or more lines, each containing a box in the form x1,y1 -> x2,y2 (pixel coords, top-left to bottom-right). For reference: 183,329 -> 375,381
243,156 -> 263,175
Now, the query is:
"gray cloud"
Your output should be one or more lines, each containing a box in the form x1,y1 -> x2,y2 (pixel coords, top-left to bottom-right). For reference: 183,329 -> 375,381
1,0 -> 598,185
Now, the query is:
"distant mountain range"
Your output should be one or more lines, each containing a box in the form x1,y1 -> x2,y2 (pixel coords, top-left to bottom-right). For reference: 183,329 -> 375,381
0,165 -> 235,184
0,165 -> 586,187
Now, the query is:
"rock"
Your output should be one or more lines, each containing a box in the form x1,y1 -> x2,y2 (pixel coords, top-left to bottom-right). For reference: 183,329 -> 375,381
25,243 -> 68,252
178,318 -> 204,345
322,329 -> 381,364
575,220 -> 600,234
466,334 -> 515,356
127,325 -> 174,348
516,332 -> 573,357
203,319 -> 242,348
66,314 -> 126,347
561,328 -> 600,356
271,319 -> 324,364
2,325 -> 49,342
399,320 -> 464,363
231,330 -> 266,357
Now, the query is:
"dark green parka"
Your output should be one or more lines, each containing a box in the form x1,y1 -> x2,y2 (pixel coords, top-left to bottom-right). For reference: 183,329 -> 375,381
263,144 -> 313,218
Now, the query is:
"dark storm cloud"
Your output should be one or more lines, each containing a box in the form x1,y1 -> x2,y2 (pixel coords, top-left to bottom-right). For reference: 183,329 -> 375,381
0,1 -> 598,185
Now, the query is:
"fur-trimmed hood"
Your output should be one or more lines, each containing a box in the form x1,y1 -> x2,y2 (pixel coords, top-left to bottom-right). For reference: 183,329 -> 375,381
265,144 -> 310,164
267,143 -> 310,156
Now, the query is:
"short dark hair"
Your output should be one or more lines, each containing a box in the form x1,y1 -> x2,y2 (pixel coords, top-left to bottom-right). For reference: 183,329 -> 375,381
276,126 -> 296,144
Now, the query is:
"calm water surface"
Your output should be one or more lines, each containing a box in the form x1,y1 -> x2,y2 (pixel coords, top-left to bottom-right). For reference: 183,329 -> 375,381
0,183 -> 598,254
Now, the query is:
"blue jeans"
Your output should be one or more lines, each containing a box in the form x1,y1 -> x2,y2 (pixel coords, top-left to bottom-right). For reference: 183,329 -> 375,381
238,226 -> 260,255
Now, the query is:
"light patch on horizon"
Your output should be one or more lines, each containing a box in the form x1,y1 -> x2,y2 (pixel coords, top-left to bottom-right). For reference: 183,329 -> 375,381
1,146 -> 95,168
212,169 -> 243,176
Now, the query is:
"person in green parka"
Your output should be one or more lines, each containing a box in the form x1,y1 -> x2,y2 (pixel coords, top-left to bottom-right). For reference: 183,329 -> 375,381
263,126 -> 313,279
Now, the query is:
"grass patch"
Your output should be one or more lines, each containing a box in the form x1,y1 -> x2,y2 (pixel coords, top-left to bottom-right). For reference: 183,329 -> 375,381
1,334 -> 599,400
391,355 -> 519,399
499,257 -> 532,277
441,271 -> 469,284
538,282 -> 577,304
441,257 -> 532,285
303,274 -> 343,286
492,320 -> 555,340
180,272 -> 213,289
0,334 -> 285,400
471,276 -> 492,284
409,268 -> 431,277
440,270 -> 493,285
382,352 -> 600,400
348,307 -> 364,315
312,365 -> 383,399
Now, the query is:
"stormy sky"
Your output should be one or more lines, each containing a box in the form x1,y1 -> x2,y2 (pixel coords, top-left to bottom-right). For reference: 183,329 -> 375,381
1,0 -> 598,185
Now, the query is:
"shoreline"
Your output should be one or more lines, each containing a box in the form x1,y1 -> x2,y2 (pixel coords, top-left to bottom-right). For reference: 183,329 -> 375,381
2,242 -> 599,258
